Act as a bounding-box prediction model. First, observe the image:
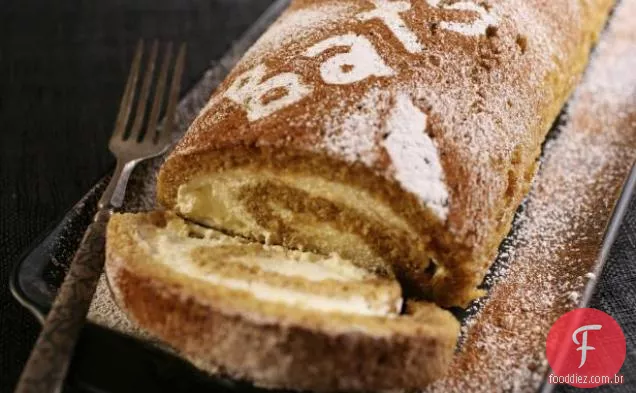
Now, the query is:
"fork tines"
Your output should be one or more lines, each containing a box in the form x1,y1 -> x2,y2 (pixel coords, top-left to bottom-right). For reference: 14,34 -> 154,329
110,40 -> 186,150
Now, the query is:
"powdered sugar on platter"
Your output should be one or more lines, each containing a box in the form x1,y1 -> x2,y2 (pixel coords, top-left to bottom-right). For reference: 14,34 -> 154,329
426,0 -> 636,391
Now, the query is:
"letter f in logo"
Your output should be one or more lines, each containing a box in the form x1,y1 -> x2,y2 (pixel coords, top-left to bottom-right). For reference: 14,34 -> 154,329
572,325 -> 602,368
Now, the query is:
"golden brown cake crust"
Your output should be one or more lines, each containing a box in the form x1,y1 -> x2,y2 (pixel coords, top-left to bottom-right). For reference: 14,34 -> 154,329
157,0 -> 614,307
105,212 -> 460,391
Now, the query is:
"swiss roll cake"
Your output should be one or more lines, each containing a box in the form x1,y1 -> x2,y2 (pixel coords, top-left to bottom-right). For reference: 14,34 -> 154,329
156,0 -> 614,307
106,0 -> 615,390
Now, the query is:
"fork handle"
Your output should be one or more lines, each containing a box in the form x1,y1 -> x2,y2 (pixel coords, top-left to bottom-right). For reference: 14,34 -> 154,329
100,159 -> 136,209
15,209 -> 111,393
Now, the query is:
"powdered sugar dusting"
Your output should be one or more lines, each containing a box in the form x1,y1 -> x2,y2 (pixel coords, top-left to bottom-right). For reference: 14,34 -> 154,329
304,33 -> 396,84
321,87 -> 386,166
225,64 -> 313,121
383,93 -> 449,220
320,87 -> 450,220
436,1 -> 499,37
357,0 -> 424,53
240,1 -> 356,66
426,1 -> 636,390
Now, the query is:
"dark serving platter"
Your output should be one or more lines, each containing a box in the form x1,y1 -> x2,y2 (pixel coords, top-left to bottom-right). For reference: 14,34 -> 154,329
10,0 -> 636,391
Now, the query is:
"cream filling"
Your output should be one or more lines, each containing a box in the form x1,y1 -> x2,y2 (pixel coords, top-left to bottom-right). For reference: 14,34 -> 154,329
245,252 -> 373,282
176,174 -> 259,234
135,227 -> 402,317
185,273 -> 398,317
175,170 -> 416,274
176,169 -> 412,234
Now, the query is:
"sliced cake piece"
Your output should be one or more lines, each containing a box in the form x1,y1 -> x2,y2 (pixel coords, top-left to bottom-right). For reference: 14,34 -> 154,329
105,211 -> 460,391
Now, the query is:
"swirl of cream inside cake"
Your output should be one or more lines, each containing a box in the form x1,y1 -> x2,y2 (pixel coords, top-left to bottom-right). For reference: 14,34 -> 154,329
173,167 -> 444,299
133,213 -> 403,316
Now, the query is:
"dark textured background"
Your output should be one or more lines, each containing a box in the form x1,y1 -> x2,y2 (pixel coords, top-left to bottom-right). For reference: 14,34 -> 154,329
0,0 -> 275,391
0,0 -> 633,392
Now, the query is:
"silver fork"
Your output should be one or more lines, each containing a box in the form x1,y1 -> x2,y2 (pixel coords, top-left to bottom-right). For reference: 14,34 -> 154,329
15,40 -> 186,393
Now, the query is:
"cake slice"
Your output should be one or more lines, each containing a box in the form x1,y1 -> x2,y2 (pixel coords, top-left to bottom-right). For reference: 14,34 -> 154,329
105,211 -> 460,391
